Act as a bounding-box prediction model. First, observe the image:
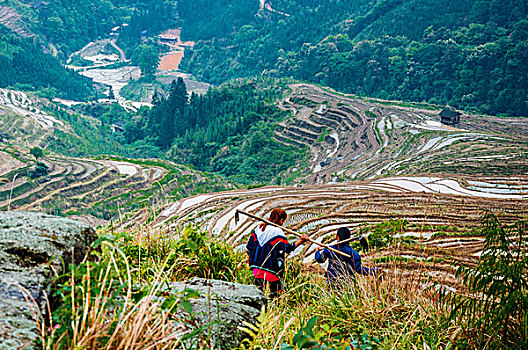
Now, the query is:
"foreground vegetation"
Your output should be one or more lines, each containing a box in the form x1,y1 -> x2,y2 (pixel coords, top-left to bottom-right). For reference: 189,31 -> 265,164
28,212 -> 527,349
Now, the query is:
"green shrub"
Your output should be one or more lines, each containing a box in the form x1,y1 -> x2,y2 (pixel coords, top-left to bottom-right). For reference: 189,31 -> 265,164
122,225 -> 249,283
279,316 -> 379,350
28,162 -> 49,179
441,212 -> 528,348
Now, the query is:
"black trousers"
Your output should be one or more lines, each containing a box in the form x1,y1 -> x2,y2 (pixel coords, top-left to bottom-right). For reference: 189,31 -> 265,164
253,277 -> 283,299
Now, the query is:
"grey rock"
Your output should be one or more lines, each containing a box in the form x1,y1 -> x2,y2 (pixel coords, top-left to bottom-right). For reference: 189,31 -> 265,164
166,278 -> 267,349
0,212 -> 96,349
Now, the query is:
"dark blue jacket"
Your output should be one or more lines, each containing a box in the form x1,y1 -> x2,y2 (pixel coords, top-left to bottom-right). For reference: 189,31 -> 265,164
246,225 -> 297,278
315,243 -> 377,281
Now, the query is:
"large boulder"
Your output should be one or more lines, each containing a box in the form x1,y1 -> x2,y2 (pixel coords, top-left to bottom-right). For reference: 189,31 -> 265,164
0,212 -> 96,349
167,278 -> 267,349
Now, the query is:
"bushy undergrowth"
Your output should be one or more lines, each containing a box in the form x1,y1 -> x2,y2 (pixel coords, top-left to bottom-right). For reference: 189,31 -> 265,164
122,225 -> 249,283
239,258 -> 455,350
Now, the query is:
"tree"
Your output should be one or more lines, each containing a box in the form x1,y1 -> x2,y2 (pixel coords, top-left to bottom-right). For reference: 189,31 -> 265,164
29,162 -> 49,179
167,78 -> 188,115
30,146 -> 45,161
132,44 -> 160,77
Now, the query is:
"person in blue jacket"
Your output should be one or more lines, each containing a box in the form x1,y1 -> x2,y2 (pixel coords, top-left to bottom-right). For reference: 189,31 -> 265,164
246,208 -> 309,298
315,227 -> 379,283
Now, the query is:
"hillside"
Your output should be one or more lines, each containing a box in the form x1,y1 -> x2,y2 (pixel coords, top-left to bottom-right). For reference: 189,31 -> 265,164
272,83 -> 528,184
0,1 -> 527,349
0,87 -> 235,224
0,0 -> 181,100
157,175 -> 526,288
0,147 -> 234,226
179,0 -> 528,116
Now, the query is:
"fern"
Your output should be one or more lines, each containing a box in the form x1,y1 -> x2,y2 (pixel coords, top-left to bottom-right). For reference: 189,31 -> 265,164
440,211 -> 528,348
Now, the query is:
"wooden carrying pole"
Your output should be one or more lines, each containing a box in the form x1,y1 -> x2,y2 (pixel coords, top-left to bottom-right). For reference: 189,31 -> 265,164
236,209 -> 351,258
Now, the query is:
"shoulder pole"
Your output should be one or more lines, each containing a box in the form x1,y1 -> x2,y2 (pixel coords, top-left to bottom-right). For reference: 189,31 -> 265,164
235,209 -> 351,258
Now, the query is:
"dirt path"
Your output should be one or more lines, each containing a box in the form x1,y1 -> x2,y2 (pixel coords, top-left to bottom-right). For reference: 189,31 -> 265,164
110,39 -> 127,61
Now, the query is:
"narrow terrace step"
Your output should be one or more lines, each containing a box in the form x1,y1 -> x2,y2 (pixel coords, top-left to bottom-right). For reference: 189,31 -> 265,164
273,132 -> 307,148
292,119 -> 325,133
282,128 -> 316,145
285,125 -> 320,141
325,110 -> 357,130
309,114 -> 341,130
337,106 -> 363,123
290,96 -> 319,108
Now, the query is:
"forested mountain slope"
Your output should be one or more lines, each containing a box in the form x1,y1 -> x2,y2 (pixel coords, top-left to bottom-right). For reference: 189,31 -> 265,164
0,0 -> 178,99
179,0 -> 528,117
123,77 -> 307,184
0,26 -> 94,100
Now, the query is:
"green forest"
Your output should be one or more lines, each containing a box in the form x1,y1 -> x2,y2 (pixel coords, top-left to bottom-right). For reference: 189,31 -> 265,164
0,26 -> 94,100
0,0 -> 178,99
53,76 -> 305,184
2,0 -> 527,115
120,77 -> 306,184
179,0 -> 528,116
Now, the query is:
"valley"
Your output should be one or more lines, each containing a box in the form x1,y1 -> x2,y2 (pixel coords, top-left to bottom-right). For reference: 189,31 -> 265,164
1,79 -> 526,232
0,1 -> 527,347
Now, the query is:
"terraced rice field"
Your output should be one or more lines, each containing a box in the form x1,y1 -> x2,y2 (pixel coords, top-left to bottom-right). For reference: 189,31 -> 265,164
152,83 -> 527,289
0,88 -> 63,130
276,84 -> 528,184
159,176 -> 527,290
0,147 -> 234,226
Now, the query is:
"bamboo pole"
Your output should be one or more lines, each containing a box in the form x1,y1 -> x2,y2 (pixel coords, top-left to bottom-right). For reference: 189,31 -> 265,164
335,235 -> 360,245
236,209 -> 351,258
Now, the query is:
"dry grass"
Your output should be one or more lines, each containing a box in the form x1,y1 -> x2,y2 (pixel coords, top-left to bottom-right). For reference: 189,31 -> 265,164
244,259 -> 458,349
22,222 -> 466,349
25,241 -> 192,350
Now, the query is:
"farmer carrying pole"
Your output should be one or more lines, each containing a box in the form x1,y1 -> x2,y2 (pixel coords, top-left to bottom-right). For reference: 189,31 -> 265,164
315,227 -> 380,285
240,208 -> 311,298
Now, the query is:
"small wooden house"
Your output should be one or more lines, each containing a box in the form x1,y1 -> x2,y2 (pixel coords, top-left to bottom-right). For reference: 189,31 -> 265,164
440,108 -> 460,127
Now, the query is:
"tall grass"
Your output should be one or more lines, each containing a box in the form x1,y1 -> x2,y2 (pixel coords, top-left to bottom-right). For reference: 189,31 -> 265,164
26,216 -> 516,349
25,223 -> 249,349
27,240 -> 193,349
123,224 -> 251,283
240,258 -> 456,350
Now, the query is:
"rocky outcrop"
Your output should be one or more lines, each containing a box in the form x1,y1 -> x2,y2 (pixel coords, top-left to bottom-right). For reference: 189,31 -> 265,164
166,278 -> 267,349
0,212 -> 96,349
